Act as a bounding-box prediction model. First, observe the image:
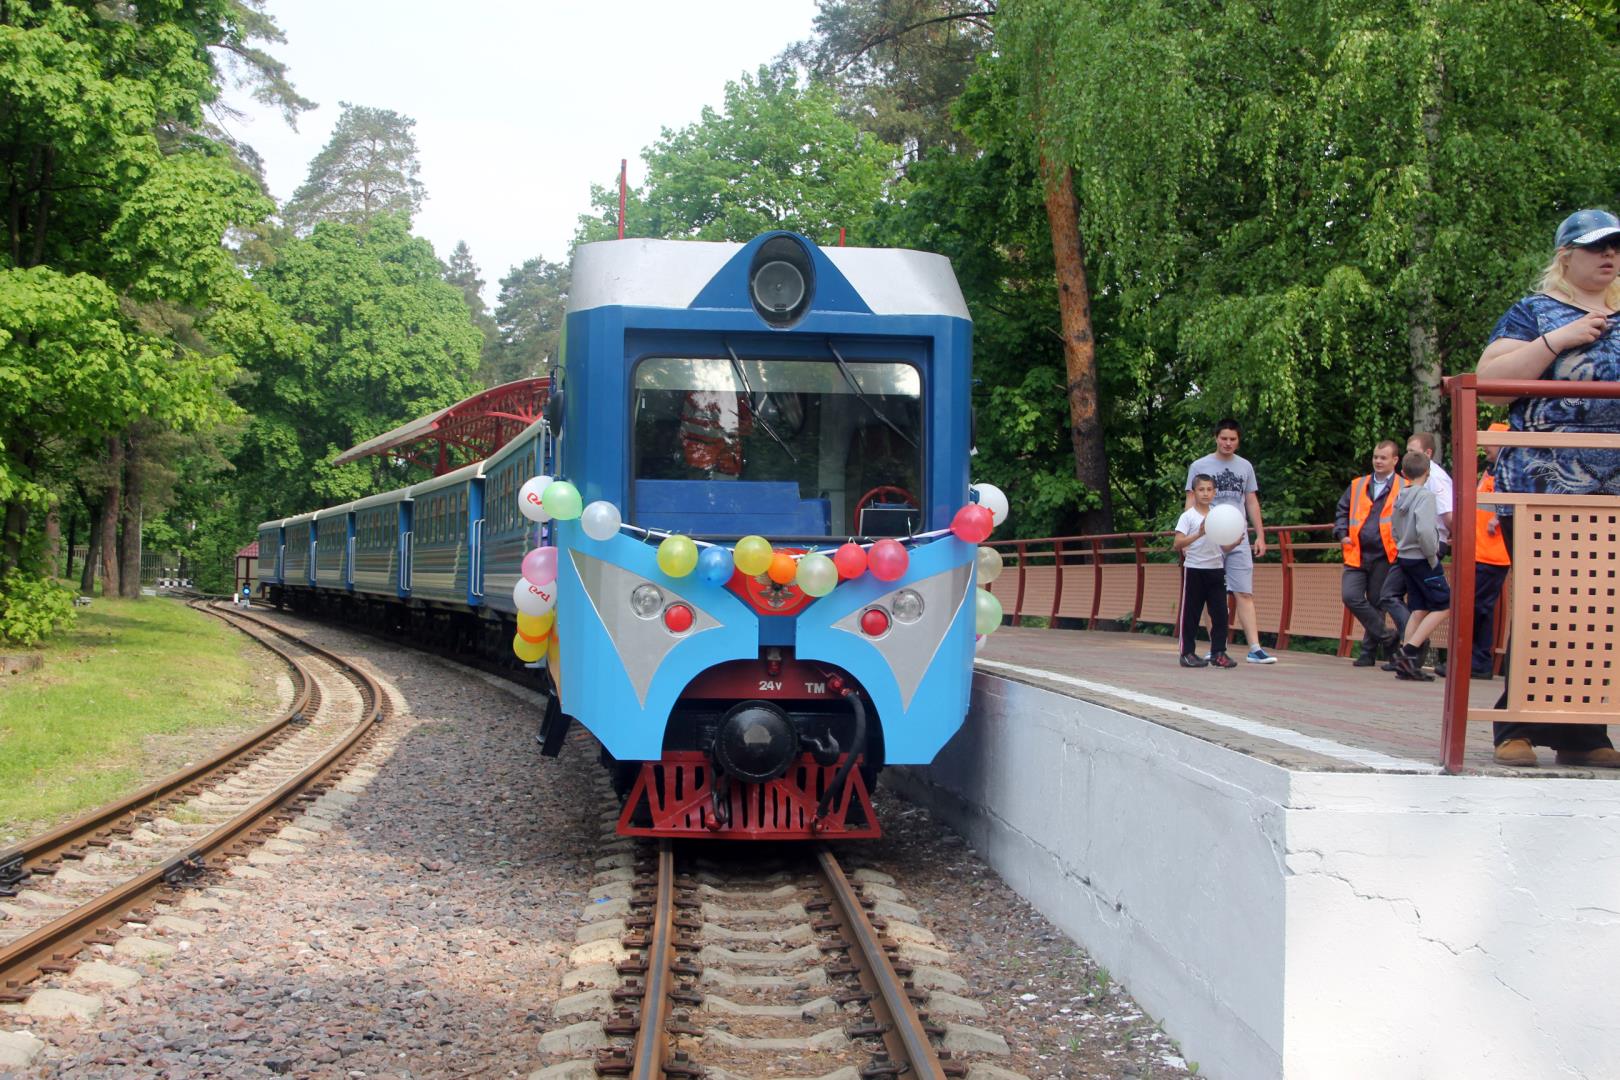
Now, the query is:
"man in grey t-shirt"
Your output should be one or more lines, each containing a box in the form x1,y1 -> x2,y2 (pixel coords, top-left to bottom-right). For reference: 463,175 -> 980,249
1184,418 -> 1276,663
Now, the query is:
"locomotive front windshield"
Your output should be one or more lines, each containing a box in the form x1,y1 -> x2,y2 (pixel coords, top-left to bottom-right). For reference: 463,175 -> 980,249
632,355 -> 923,539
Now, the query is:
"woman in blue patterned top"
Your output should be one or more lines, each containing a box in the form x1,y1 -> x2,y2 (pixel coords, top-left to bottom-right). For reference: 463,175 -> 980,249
1477,208 -> 1620,768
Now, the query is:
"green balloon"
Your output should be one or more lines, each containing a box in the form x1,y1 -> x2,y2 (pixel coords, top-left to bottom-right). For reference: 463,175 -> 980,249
974,587 -> 1003,635
657,535 -> 698,578
795,552 -> 838,597
541,480 -> 583,521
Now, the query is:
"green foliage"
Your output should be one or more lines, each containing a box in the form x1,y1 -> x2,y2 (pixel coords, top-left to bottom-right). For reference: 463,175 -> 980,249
284,103 -> 426,233
485,256 -> 570,386
0,570 -> 74,647
231,214 -> 483,519
576,67 -> 901,245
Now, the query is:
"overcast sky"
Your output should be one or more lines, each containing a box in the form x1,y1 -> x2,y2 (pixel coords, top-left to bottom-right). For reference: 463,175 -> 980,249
218,0 -> 821,301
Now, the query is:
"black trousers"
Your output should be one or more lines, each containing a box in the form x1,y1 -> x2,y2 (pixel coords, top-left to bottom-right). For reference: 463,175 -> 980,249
1379,541 -> 1451,636
1180,566 -> 1228,658
1491,526 -> 1613,750
1341,554 -> 1394,653
1471,562 -> 1509,675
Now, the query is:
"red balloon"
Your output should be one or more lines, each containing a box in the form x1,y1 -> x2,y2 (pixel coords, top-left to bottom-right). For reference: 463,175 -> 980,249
867,538 -> 909,582
833,542 -> 868,580
951,503 -> 995,544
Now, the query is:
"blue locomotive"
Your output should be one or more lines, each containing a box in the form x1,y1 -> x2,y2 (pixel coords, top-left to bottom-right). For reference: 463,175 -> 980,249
254,231 -> 981,841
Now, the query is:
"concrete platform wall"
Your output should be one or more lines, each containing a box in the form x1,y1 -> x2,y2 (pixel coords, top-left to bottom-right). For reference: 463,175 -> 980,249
889,674 -> 1620,1080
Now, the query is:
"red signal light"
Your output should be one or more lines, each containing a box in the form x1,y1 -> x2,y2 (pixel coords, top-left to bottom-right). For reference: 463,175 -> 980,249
664,603 -> 694,633
859,608 -> 890,637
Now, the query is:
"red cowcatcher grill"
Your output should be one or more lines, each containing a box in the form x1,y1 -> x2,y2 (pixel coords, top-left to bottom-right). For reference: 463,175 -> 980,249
616,752 -> 880,839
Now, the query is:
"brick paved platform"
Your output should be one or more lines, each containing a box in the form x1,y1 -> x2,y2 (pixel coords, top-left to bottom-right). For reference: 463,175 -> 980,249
975,626 -> 1617,778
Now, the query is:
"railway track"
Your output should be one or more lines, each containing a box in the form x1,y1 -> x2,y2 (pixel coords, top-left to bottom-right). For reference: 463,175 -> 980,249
0,601 -> 387,1004
575,840 -> 985,1080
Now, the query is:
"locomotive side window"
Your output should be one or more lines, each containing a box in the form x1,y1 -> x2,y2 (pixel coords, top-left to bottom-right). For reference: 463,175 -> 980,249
631,355 -> 922,539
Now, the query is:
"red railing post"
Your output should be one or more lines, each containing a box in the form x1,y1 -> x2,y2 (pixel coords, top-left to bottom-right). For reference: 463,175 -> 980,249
1051,539 -> 1065,627
1012,541 -> 1028,628
1276,527 -> 1294,652
1130,535 -> 1146,633
1442,375 -> 1481,774
1089,537 -> 1104,630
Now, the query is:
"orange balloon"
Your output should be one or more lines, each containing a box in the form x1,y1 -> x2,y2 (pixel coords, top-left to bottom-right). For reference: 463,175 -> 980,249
767,551 -> 798,585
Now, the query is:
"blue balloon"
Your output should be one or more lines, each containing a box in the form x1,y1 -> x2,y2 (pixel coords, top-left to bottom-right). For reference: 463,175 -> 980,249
698,545 -> 733,585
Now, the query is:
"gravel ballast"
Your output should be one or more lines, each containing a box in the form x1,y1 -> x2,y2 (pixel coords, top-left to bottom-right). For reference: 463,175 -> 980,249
8,613 -> 1192,1078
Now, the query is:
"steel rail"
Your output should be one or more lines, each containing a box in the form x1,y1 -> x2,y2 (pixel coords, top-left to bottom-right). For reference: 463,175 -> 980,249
628,841 -> 676,1080
0,607 -> 386,1002
0,603 -> 315,891
816,847 -> 947,1080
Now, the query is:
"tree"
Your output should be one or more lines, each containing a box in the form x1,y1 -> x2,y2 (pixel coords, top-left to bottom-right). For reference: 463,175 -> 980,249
444,240 -> 498,377
483,256 -> 569,387
232,214 -> 483,520
576,67 -> 900,245
0,0 -> 301,618
284,104 -> 425,233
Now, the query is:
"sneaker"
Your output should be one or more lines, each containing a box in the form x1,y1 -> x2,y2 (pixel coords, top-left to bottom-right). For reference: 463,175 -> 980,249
1494,739 -> 1537,767
1392,646 -> 1433,681
1210,653 -> 1238,669
1470,669 -> 1494,681
1245,648 -> 1277,664
1553,747 -> 1620,768
1179,653 -> 1208,668
1352,651 -> 1378,668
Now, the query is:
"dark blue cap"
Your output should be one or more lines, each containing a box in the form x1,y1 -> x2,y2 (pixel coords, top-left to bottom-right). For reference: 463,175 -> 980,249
1555,208 -> 1620,249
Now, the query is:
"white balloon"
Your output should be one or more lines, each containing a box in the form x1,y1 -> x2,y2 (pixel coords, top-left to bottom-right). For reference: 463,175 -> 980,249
519,475 -> 553,523
580,500 -> 622,542
970,482 -> 1009,527
513,576 -> 557,616
1205,503 -> 1247,547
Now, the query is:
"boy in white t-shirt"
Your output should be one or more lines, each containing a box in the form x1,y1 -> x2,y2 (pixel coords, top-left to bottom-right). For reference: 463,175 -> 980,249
1173,474 -> 1238,669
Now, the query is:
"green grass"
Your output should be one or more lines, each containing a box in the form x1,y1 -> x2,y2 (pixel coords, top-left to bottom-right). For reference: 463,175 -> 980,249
0,598 -> 279,840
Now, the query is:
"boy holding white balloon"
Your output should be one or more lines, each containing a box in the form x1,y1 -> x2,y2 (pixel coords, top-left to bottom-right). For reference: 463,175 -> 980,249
1174,475 -> 1242,668
1184,419 -> 1277,664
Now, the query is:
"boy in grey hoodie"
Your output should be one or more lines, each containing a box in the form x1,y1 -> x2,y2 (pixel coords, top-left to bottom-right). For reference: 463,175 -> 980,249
1389,450 -> 1451,681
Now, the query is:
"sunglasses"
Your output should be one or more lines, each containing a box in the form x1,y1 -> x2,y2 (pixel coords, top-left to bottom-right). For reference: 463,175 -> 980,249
1575,237 -> 1620,254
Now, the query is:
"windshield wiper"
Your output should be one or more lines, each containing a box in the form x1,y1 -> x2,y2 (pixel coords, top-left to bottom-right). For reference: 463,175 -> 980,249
828,342 -> 918,450
724,342 -> 797,463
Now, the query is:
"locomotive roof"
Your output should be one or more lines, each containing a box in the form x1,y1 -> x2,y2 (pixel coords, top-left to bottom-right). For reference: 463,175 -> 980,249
568,238 -> 970,320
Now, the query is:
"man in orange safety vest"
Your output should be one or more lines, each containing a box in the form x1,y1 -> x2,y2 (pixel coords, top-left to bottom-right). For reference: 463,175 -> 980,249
1333,440 -> 1404,667
1465,423 -> 1512,679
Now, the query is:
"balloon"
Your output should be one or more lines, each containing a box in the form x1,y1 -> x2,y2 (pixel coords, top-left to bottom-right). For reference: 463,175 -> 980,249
1205,503 -> 1247,547
513,577 -> 557,616
698,545 -> 734,586
975,587 -> 1004,635
971,482 -> 1009,527
832,542 -> 868,580
519,475 -> 553,523
796,552 -> 838,597
768,552 -> 798,585
513,633 -> 545,663
521,546 -> 558,587
517,610 -> 554,641
868,538 -> 909,582
976,545 -> 1004,586
657,535 -> 699,578
951,503 -> 995,544
580,501 -> 622,542
541,480 -> 583,521
733,535 -> 774,577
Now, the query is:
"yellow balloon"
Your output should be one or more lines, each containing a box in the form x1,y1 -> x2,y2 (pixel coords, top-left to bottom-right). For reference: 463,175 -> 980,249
546,633 -> 562,699
513,632 -> 545,663
733,535 -> 774,577
657,534 -> 699,578
517,610 -> 554,642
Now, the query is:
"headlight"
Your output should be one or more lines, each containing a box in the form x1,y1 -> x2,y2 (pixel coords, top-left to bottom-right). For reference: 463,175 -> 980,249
891,588 -> 925,623
630,583 -> 664,618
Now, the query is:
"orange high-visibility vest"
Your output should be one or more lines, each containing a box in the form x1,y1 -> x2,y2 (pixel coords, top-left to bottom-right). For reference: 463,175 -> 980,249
1342,473 -> 1402,568
1476,472 -> 1510,567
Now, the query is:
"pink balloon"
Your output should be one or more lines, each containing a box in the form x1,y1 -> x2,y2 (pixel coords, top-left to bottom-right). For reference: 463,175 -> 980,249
522,546 -> 558,587
833,542 -> 868,581
867,538 -> 909,582
951,504 -> 995,544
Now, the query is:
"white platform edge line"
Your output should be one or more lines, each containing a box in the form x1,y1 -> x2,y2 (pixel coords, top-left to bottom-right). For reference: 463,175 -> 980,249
975,659 -> 1441,774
